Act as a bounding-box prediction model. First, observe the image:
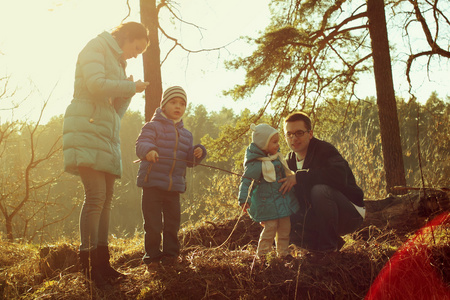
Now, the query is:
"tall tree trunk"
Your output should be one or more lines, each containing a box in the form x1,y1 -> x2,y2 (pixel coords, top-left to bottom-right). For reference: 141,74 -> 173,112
6,217 -> 13,241
140,0 -> 163,122
367,0 -> 406,194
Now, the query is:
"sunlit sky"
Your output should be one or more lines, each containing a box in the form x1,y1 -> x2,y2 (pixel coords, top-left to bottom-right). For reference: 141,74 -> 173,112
0,0 -> 272,122
0,0 -> 448,123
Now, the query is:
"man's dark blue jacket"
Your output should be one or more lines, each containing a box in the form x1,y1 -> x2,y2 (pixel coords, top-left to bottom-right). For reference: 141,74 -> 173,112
286,137 -> 364,208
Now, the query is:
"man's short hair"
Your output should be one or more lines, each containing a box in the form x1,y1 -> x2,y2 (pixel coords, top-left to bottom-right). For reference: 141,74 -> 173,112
284,112 -> 312,131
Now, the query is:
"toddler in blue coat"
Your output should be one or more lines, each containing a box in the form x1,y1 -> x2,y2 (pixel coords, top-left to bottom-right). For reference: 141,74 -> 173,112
238,123 -> 299,258
136,86 -> 206,273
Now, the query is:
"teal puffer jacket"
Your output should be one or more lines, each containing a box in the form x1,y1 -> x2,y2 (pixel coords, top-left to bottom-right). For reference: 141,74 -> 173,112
238,143 -> 299,222
63,32 -> 136,177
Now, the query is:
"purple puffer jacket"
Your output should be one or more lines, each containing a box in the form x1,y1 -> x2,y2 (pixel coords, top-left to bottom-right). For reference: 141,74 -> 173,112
135,108 -> 206,192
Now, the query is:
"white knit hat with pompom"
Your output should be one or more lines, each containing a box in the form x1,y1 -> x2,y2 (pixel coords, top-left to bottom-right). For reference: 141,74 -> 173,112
251,123 -> 278,151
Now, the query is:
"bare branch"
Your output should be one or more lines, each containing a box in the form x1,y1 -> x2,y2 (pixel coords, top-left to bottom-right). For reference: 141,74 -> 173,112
164,2 -> 206,32
320,0 -> 346,31
27,194 -> 78,242
424,0 -> 450,26
408,0 -> 450,57
0,76 -> 9,99
311,12 -> 368,44
5,86 -> 60,225
121,0 -> 132,23
156,0 -> 235,65
405,50 -> 430,92
158,25 -> 230,55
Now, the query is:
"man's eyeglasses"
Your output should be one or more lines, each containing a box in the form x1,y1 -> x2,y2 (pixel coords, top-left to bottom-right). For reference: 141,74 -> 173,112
285,130 -> 310,139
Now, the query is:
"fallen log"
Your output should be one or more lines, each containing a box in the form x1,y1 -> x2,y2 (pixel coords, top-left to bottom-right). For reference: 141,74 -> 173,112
362,187 -> 450,232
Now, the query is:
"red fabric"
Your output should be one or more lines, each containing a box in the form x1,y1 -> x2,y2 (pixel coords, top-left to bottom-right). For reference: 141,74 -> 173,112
366,213 -> 450,300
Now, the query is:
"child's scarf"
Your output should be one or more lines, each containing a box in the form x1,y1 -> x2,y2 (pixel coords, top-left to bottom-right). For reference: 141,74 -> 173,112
256,153 -> 294,182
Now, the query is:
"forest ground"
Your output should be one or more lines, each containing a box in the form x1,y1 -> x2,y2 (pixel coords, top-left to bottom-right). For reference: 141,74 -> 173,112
1,197 -> 449,300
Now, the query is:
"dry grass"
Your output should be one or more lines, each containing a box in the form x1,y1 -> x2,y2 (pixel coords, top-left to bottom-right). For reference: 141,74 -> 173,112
0,213 -> 449,300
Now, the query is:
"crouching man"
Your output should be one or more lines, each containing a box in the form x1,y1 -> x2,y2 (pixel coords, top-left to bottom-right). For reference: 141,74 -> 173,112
279,112 -> 365,256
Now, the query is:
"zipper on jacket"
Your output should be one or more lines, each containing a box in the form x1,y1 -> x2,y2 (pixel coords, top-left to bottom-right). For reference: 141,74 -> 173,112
89,103 -> 97,124
144,162 -> 153,183
167,122 -> 179,191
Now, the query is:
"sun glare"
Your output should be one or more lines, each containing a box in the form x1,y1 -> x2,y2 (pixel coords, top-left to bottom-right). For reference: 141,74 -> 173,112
0,0 -> 139,121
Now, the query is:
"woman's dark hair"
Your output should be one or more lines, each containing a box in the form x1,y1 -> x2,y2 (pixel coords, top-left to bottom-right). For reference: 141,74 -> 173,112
284,112 -> 312,131
111,22 -> 149,47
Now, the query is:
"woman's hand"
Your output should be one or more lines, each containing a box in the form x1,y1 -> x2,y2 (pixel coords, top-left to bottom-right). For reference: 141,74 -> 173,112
135,80 -> 149,93
145,150 -> 159,162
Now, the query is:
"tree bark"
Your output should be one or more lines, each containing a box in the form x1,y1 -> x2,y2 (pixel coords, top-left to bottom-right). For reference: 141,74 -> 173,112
367,0 -> 406,194
140,0 -> 163,122
6,217 -> 13,241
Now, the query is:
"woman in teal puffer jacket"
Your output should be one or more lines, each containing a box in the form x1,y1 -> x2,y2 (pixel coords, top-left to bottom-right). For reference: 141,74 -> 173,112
63,22 -> 149,288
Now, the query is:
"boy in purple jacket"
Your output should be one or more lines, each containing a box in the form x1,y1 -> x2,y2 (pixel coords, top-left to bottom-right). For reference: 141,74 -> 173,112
135,86 -> 206,274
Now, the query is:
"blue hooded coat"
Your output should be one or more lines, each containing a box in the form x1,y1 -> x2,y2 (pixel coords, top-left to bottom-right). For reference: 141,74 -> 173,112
286,137 -> 364,208
238,143 -> 299,222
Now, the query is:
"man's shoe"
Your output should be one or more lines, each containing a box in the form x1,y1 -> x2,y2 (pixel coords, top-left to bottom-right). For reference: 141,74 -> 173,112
337,236 -> 346,251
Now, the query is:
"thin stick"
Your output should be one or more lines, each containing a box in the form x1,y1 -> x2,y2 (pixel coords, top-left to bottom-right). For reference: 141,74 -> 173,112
393,186 -> 449,192
134,156 -> 257,181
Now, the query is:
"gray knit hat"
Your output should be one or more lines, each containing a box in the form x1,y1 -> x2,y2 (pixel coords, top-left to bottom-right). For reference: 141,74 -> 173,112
251,123 -> 278,151
161,86 -> 187,108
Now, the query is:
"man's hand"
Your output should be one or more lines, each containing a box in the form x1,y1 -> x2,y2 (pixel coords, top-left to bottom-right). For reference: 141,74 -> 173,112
145,150 -> 159,163
278,174 -> 297,195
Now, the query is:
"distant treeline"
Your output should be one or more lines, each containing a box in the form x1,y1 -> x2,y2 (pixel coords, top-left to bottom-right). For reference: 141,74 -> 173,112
0,93 -> 448,242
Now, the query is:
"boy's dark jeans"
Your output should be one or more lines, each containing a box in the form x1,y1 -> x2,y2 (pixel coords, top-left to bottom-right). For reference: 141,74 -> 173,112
142,187 -> 181,265
290,184 -> 363,251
